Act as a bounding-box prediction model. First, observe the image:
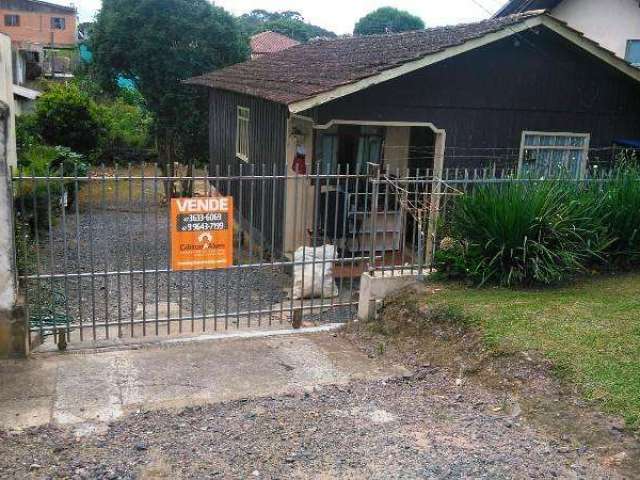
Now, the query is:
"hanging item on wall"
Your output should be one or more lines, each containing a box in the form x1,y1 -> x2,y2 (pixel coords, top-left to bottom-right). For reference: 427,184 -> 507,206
292,144 -> 307,175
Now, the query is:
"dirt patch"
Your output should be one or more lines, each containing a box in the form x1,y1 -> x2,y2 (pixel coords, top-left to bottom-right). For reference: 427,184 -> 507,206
343,284 -> 640,478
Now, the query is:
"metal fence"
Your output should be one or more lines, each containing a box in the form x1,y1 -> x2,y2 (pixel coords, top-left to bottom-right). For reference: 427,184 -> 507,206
12,148 -> 637,350
11,164 -> 436,350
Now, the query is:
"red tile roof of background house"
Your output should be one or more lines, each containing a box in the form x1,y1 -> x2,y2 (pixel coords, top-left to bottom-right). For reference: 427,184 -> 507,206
250,31 -> 300,56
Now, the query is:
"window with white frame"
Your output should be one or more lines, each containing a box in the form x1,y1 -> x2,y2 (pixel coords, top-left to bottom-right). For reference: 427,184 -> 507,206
519,131 -> 590,178
236,106 -> 250,161
626,40 -> 640,66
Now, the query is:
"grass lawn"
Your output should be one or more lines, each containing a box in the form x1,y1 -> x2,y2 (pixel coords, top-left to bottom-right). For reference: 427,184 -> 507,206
431,273 -> 640,429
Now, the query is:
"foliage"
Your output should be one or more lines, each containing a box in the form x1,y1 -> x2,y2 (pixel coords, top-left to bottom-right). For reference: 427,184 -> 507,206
441,181 -> 611,286
433,274 -> 640,429
91,0 -> 248,170
433,237 -> 476,281
96,97 -> 154,163
354,7 -> 425,35
15,113 -> 41,155
33,82 -> 103,154
238,9 -> 336,42
598,164 -> 640,266
14,145 -> 88,232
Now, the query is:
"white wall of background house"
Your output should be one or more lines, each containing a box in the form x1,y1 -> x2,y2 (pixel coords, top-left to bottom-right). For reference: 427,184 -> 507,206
551,0 -> 640,63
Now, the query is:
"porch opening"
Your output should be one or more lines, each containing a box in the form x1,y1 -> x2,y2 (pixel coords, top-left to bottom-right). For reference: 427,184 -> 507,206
284,120 -> 445,280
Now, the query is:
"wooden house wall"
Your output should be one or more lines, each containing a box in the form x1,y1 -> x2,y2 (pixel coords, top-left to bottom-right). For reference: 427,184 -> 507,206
208,89 -> 288,255
302,29 -> 640,168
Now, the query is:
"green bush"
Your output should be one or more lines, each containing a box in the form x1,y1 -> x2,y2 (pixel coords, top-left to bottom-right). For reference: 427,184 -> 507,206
14,145 -> 88,232
600,164 -> 640,266
95,97 -> 153,163
15,113 -> 41,155
34,83 -> 104,154
440,181 -> 611,286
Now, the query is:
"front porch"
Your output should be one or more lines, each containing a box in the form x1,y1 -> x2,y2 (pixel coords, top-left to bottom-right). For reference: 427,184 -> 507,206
283,118 -> 446,277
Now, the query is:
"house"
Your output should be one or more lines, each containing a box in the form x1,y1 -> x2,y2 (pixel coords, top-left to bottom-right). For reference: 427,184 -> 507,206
250,30 -> 300,59
0,0 -> 77,84
13,83 -> 39,115
494,0 -> 640,65
0,32 -> 17,168
188,11 -> 640,256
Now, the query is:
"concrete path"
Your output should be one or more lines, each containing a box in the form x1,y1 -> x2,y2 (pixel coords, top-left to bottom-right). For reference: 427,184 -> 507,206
0,333 -> 407,431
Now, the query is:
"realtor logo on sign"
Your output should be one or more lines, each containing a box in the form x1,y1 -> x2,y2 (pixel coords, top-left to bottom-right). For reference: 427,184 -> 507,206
170,197 -> 234,271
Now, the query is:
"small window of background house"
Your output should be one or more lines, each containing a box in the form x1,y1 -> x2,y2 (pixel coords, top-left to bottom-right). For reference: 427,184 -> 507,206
4,15 -> 20,27
519,131 -> 590,178
51,17 -> 66,30
626,40 -> 640,66
236,107 -> 250,162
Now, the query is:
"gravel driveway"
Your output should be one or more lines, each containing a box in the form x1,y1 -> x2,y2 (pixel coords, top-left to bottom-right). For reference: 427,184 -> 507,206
0,367 -> 620,479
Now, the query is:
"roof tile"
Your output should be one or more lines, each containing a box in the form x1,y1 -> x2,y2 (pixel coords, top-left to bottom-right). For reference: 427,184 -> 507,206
187,12 -> 544,105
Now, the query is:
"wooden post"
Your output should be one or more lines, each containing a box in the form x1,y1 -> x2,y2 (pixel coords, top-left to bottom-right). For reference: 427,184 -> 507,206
425,131 -> 446,269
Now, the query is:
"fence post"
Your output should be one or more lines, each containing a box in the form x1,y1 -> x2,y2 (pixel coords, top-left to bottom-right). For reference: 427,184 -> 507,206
425,131 -> 446,270
0,100 -> 28,358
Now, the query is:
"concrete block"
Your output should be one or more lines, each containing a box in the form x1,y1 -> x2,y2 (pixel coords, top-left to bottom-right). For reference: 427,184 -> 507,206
0,302 -> 29,358
358,270 -> 421,321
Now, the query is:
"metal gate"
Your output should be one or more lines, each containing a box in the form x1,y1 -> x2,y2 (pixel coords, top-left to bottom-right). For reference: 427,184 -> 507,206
12,164 -> 433,350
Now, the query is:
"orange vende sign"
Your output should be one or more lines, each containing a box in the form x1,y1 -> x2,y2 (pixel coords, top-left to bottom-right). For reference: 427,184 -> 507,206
170,197 -> 234,271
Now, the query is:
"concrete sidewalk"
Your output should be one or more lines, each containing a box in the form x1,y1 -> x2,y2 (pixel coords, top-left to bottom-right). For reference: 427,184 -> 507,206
0,333 -> 407,431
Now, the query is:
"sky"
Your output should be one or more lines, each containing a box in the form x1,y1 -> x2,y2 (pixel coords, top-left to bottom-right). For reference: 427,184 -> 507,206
62,0 -> 507,33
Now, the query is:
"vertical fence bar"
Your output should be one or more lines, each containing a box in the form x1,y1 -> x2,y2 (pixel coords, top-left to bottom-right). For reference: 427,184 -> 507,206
189,166 -> 196,333
45,168 -> 54,335
16,168 -> 32,342
153,164 -> 160,336
269,162 -> 277,327
330,164 -> 343,314
235,163 -> 244,329
224,165 -> 232,331
165,169 -> 172,336
100,165 -> 109,339
73,164 -> 83,341
87,170 -> 97,340
114,165 -> 122,337
247,163 -> 255,328
59,166 -> 70,340
127,164 -> 135,338
258,163 -> 267,327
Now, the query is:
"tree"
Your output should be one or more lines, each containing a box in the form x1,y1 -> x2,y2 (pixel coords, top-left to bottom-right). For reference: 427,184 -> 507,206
91,0 -> 248,174
34,83 -> 103,155
354,7 -> 425,35
238,9 -> 336,42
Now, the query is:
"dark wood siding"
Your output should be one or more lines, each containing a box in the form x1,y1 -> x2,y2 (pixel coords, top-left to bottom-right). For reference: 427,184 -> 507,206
208,89 -> 288,254
303,28 -> 640,168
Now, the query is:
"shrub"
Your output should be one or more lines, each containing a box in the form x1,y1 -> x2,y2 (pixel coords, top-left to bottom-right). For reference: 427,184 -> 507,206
15,113 -> 41,155
95,97 -> 153,163
14,145 -> 88,232
443,181 -> 611,286
600,164 -> 640,266
34,82 -> 104,154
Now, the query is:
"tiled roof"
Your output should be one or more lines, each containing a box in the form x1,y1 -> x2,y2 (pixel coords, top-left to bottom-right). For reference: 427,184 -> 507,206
187,12 -> 544,106
0,0 -> 77,14
494,0 -> 562,17
250,31 -> 300,56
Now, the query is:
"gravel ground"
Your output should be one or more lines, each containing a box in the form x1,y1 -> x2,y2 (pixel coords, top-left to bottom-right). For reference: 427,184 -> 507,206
0,366 -> 621,479
24,207 -> 356,345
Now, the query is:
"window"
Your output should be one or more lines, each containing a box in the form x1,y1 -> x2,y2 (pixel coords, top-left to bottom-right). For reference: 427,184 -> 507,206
4,15 -> 19,27
316,125 -> 383,174
519,131 -> 590,178
626,40 -> 640,66
51,17 -> 66,30
236,107 -> 250,161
